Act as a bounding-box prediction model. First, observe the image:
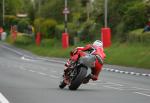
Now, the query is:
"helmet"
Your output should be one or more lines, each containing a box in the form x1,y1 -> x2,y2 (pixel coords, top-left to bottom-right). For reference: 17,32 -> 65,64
93,40 -> 103,47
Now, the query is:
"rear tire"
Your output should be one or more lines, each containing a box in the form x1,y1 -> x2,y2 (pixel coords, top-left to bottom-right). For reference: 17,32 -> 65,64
69,67 -> 87,90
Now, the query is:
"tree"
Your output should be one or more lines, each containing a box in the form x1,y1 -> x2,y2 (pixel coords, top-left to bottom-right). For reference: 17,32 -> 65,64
0,0 -> 31,26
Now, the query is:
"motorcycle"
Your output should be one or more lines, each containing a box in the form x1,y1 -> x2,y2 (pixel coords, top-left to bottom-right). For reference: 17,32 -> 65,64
59,48 -> 103,90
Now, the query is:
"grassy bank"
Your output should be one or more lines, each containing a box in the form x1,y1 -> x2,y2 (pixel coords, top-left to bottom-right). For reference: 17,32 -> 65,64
6,35 -> 150,69
104,42 -> 150,69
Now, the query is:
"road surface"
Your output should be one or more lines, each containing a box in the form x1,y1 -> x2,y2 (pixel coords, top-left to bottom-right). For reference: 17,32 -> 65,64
0,42 -> 150,103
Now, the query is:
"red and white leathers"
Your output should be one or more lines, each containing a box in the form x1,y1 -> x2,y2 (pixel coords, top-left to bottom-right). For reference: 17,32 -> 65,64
65,44 -> 106,81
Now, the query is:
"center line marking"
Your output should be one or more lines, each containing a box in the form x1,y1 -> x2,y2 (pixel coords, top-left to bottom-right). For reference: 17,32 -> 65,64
132,87 -> 150,91
28,70 -> 36,73
37,72 -> 48,76
106,82 -> 123,86
103,85 -> 123,90
50,75 -> 59,79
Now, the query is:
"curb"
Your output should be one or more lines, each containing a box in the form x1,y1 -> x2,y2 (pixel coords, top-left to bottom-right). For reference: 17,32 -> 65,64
103,68 -> 150,77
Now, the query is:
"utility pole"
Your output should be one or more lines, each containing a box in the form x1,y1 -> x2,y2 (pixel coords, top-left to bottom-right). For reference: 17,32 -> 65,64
38,0 -> 41,31
64,0 -> 68,33
2,0 -> 5,26
104,0 -> 108,27
62,0 -> 70,48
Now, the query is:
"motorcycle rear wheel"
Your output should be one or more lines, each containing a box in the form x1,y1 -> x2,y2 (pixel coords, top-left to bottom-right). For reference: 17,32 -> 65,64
69,67 -> 87,90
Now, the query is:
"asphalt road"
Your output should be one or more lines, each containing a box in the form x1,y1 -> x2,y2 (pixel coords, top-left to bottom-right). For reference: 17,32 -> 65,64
0,42 -> 150,103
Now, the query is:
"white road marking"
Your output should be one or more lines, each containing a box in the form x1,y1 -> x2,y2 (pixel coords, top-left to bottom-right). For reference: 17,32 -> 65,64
28,70 -> 36,73
49,75 -> 59,79
125,71 -> 129,74
103,85 -> 123,90
51,70 -> 57,73
106,82 -> 123,86
88,82 -> 97,86
37,72 -> 48,76
132,87 -> 150,91
19,66 -> 27,71
21,56 -> 36,62
119,71 -> 124,73
1,45 -> 23,56
134,92 -> 150,97
0,93 -> 10,103
59,72 -> 63,75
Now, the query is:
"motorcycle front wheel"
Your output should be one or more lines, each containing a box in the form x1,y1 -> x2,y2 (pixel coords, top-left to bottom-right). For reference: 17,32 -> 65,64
69,67 -> 87,90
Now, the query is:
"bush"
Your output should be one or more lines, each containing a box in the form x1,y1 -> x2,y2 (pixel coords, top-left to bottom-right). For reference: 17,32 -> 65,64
4,15 -> 18,29
34,18 -> 44,33
115,22 -> 127,42
14,35 -> 33,46
127,29 -> 150,43
41,38 -> 60,47
41,19 -> 57,38
78,20 -> 99,42
17,19 -> 30,33
55,24 -> 64,39
34,18 -> 57,39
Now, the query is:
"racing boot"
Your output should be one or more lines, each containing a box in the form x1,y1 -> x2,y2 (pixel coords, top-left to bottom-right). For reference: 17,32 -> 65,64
82,74 -> 98,84
82,74 -> 92,84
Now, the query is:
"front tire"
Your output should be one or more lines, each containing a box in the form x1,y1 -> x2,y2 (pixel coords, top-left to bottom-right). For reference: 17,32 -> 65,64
69,67 -> 87,90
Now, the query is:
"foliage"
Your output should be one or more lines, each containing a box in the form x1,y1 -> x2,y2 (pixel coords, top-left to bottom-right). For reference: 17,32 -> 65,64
34,18 -> 57,38
37,0 -> 64,23
33,17 -> 44,33
55,24 -> 64,39
12,35 -> 33,46
2,0 -> 150,43
127,28 -> 150,43
41,38 -> 60,48
4,15 -> 18,27
123,2 -> 147,31
17,19 -> 30,33
0,0 -> 23,26
78,20 -> 101,42
108,0 -> 148,42
41,19 -> 57,38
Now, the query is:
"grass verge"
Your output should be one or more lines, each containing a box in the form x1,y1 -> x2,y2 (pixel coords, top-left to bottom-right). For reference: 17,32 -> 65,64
6,35 -> 150,69
105,42 -> 150,69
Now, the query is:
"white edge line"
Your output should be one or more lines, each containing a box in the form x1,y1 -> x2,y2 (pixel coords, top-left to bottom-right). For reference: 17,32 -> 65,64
0,93 -> 10,103
21,56 -> 36,62
134,92 -> 150,97
1,45 -> 23,56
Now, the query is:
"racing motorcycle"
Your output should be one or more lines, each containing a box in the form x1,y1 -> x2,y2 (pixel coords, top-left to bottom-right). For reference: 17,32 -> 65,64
59,48 -> 103,90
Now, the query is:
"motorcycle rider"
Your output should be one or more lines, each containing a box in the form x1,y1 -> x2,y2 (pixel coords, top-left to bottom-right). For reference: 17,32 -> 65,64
64,40 -> 106,84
